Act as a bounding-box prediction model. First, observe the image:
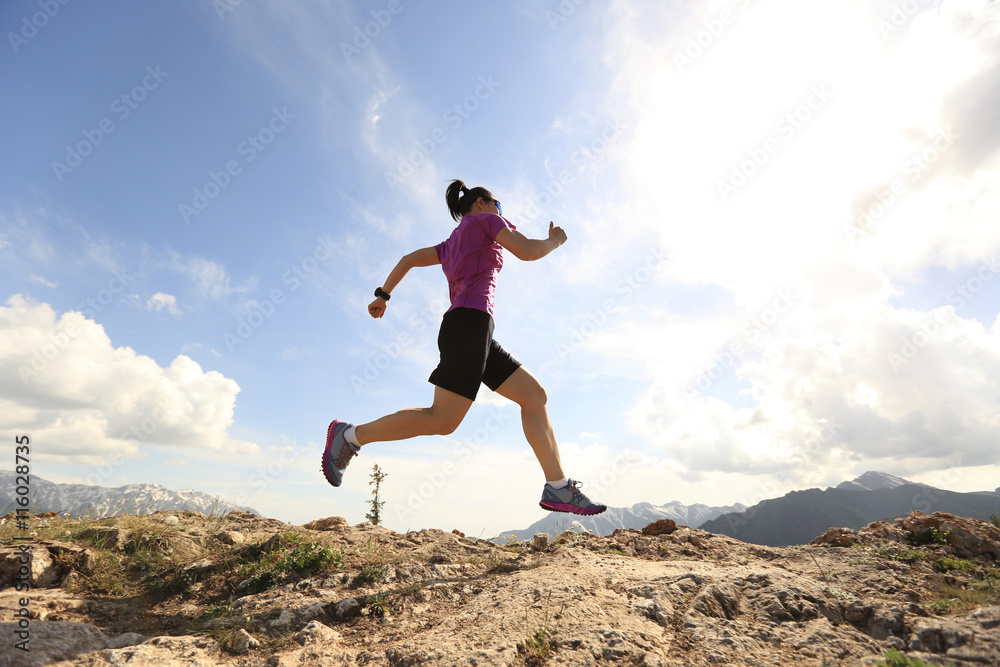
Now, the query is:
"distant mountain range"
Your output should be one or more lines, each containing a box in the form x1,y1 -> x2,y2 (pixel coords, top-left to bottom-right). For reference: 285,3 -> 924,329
700,471 -> 1000,547
0,471 -> 258,518
494,499 -> 747,542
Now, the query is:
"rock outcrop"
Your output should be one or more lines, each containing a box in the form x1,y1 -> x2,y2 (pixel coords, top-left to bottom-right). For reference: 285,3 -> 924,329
0,509 -> 997,665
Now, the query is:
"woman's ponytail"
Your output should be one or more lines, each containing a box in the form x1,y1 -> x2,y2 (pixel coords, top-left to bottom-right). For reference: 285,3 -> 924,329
445,179 -> 495,222
445,179 -> 467,221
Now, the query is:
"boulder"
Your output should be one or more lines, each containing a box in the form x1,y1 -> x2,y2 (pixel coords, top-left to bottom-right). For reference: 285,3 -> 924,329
0,621 -> 107,667
641,519 -> 678,536
294,620 -> 341,645
812,527 -> 857,547
895,512 -> 1000,559
0,543 -> 59,588
232,629 -> 260,654
303,517 -> 348,531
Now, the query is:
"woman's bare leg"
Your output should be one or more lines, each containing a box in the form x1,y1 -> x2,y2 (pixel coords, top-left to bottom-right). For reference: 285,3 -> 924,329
354,385 -> 473,445
494,367 -> 566,481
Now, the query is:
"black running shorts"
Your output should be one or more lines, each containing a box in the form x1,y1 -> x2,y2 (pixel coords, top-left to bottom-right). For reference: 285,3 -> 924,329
428,307 -> 521,401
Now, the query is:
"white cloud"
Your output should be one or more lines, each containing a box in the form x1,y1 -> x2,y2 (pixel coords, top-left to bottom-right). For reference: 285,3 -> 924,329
0,295 -> 258,465
27,275 -> 57,288
167,253 -> 255,301
147,292 -> 182,316
539,0 -> 1000,487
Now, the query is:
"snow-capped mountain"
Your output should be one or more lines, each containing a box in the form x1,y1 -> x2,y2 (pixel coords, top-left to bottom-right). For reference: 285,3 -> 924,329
493,499 -> 747,542
835,471 -> 920,492
0,471 -> 258,518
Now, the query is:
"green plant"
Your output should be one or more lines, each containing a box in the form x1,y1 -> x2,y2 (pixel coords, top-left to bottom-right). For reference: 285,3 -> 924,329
522,593 -> 563,665
933,556 -> 978,575
88,559 -> 127,596
990,514 -> 1000,529
352,563 -> 389,588
397,582 -> 424,597
236,538 -> 344,594
929,576 -> 1000,614
484,550 -> 520,575
894,549 -> 927,564
366,464 -> 387,525
361,593 -> 390,618
200,603 -> 236,621
910,526 -> 948,547
926,598 -> 955,615
877,647 -> 945,666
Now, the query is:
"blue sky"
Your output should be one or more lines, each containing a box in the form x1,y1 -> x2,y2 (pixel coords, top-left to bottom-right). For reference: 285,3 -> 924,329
2,0 -> 999,537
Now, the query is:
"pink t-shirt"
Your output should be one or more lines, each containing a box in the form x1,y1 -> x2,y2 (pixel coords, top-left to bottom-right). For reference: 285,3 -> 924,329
434,212 -> 515,316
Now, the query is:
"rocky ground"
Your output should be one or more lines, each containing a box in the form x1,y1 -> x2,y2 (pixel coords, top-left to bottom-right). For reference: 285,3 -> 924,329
1,510 -> 999,666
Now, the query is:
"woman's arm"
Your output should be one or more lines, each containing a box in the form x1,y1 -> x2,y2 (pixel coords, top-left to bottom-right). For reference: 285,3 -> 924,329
495,222 -> 567,261
368,246 -> 440,318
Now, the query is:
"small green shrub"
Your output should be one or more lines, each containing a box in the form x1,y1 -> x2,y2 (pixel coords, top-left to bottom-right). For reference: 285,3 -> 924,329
894,549 -> 927,564
932,556 -> 978,575
237,539 -> 344,594
361,593 -> 390,618
352,563 -> 389,588
910,527 -> 948,547
877,647 -> 944,666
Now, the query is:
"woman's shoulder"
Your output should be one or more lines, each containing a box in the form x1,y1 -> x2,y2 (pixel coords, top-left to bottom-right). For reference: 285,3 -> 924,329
464,212 -> 511,229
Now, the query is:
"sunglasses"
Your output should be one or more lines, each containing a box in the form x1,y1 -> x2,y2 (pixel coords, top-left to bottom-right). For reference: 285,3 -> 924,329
484,198 -> 502,216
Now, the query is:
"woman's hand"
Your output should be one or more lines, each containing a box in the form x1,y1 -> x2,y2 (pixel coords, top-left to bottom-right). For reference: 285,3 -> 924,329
548,221 -> 567,246
368,297 -> 387,318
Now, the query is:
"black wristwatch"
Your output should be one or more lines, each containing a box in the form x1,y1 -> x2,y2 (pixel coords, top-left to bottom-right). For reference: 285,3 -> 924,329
374,287 -> 391,301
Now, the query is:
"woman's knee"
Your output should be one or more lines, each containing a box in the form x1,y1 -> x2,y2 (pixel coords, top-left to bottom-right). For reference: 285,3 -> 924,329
520,371 -> 548,407
433,414 -> 464,436
426,405 -> 466,436
529,382 -> 548,408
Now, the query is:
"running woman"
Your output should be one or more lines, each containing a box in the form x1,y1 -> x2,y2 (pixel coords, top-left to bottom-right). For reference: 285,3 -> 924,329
322,179 -> 606,516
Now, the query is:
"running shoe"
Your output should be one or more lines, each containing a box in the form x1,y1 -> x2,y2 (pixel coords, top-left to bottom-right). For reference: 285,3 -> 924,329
539,479 -> 607,515
321,420 -> 359,487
